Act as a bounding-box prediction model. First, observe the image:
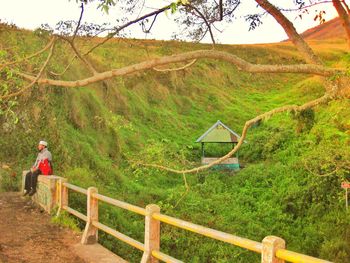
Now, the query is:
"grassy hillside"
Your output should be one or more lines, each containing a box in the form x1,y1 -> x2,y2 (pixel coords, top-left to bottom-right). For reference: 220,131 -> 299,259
1,26 -> 350,262
302,17 -> 347,41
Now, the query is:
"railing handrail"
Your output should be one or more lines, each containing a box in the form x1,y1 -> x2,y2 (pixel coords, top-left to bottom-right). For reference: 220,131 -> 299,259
276,249 -> 332,263
152,212 -> 262,253
63,205 -> 88,222
57,179 -> 333,263
92,221 -> 145,251
63,182 -> 88,195
93,192 -> 146,216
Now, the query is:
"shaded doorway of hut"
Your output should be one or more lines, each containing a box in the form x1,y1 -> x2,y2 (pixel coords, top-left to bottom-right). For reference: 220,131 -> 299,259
201,142 -> 238,158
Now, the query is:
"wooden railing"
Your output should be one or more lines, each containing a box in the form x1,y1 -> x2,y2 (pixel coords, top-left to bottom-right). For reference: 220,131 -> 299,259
56,179 -> 332,263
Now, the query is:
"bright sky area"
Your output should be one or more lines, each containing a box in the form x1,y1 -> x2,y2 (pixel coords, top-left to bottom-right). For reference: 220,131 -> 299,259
0,0 -> 338,44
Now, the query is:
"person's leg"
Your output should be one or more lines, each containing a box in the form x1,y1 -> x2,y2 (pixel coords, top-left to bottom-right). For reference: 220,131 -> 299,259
24,171 -> 32,192
29,169 -> 41,195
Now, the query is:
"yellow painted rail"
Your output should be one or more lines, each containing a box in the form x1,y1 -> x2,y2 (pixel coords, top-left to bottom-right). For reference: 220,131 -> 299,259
56,179 -> 333,263
276,249 -> 332,263
63,182 -> 88,195
92,221 -> 145,251
93,192 -> 146,216
63,205 -> 88,222
152,250 -> 184,263
153,212 -> 262,253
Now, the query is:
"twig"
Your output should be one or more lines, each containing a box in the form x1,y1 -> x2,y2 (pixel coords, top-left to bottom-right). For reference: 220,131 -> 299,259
153,59 -> 197,72
187,4 -> 216,46
84,5 -> 171,56
59,36 -> 98,75
0,37 -> 55,70
72,3 -> 84,42
0,41 -> 55,100
174,173 -> 190,208
49,55 -> 77,76
302,158 -> 338,177
15,49 -> 341,88
140,94 -> 331,174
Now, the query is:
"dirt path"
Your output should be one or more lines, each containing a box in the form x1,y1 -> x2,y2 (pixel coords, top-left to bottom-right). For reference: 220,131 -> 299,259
0,192 -> 86,263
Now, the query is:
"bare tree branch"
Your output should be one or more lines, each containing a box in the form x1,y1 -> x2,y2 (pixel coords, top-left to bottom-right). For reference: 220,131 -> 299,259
49,55 -> 77,76
278,1 -> 333,12
153,59 -> 197,72
84,5 -> 171,56
138,94 -> 331,174
341,0 -> 350,14
333,0 -> 350,48
16,49 -> 342,88
59,36 -> 99,75
72,3 -> 84,42
141,13 -> 159,33
187,4 -> 216,46
0,41 -> 55,100
0,37 -> 55,70
255,0 -> 323,65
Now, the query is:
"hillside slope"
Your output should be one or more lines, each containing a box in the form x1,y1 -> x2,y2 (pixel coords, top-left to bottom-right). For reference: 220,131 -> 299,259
302,17 -> 346,40
0,27 -> 350,262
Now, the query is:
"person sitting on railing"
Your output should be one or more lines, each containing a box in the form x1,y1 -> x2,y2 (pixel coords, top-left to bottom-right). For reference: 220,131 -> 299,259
23,140 -> 53,196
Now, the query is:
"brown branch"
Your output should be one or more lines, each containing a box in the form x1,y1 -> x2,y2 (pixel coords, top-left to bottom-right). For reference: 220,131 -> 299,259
49,55 -> 77,76
72,3 -> 84,42
139,94 -> 331,174
219,0 -> 223,20
255,0 -> 323,65
0,41 -> 55,100
279,1 -> 333,12
341,0 -> 350,14
59,36 -> 98,75
302,158 -> 339,177
187,4 -> 216,46
153,59 -> 197,72
174,173 -> 190,208
15,49 -> 341,88
333,0 -> 350,48
84,5 -> 171,56
0,37 -> 56,70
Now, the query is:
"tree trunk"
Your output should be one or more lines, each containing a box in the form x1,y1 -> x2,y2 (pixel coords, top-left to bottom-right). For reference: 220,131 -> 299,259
333,0 -> 350,49
255,0 -> 323,65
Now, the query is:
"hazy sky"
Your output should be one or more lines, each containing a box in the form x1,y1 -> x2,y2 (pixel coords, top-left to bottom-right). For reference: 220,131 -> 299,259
0,0 -> 338,44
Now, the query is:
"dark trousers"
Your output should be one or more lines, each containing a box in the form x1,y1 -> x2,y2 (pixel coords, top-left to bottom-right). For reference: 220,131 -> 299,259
24,169 -> 41,192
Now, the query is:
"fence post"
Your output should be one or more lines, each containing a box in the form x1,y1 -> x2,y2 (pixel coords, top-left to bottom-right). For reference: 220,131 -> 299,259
81,187 -> 98,244
56,178 -> 68,217
141,204 -> 160,263
262,236 -> 285,263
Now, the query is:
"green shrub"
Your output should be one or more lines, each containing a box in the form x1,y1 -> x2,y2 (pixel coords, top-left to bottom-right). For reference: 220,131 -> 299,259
0,168 -> 20,192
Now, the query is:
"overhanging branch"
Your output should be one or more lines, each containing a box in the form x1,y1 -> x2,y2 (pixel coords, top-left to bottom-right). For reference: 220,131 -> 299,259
139,94 -> 331,174
1,41 -> 55,100
16,49 -> 342,88
0,37 -> 56,70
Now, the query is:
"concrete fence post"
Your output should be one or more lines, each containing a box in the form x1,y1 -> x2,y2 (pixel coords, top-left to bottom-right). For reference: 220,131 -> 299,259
56,178 -> 68,217
262,236 -> 285,263
141,204 -> 160,263
81,187 -> 99,244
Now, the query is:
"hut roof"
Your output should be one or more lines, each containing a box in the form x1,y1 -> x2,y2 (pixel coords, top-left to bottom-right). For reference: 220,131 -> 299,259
196,120 -> 242,143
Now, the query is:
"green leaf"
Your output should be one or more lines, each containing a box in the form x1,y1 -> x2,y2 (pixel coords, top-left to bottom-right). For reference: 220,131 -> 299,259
170,2 -> 177,14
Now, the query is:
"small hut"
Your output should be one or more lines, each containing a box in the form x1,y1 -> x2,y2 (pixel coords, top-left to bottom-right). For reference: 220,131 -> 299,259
196,120 -> 242,170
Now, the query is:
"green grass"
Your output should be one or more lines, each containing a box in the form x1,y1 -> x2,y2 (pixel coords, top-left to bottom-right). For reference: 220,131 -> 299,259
0,26 -> 349,262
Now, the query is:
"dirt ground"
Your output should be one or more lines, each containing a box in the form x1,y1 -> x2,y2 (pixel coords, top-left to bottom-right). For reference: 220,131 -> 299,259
0,192 -> 86,263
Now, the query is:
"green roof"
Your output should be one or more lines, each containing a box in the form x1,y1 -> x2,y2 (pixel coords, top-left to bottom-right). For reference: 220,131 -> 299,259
196,120 -> 241,143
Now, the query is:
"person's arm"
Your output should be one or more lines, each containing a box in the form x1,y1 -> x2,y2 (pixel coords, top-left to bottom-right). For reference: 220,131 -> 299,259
31,155 -> 40,172
47,151 -> 53,173
47,151 -> 52,162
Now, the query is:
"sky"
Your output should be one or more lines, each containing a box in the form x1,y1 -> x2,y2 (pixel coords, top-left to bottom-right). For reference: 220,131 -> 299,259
0,0 -> 338,44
